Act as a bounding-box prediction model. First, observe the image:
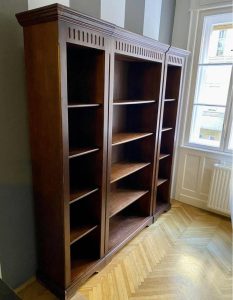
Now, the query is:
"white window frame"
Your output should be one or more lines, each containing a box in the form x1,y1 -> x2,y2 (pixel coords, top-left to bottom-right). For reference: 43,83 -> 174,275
184,6 -> 233,154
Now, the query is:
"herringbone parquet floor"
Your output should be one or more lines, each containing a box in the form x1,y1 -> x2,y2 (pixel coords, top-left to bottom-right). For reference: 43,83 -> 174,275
17,201 -> 232,300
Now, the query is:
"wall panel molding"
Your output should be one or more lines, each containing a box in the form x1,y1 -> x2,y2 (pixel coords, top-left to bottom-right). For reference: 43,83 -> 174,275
175,146 -> 232,215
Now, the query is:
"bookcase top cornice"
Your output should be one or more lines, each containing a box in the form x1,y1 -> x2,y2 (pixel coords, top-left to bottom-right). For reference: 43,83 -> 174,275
16,3 -> 170,53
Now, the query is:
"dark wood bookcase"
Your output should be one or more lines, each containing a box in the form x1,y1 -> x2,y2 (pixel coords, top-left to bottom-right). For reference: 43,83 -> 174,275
153,50 -> 185,220
16,5 -> 188,299
66,41 -> 107,284
106,54 -> 162,254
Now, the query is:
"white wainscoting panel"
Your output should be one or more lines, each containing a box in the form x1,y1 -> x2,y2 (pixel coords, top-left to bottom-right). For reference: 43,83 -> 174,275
175,146 -> 232,215
182,154 -> 200,192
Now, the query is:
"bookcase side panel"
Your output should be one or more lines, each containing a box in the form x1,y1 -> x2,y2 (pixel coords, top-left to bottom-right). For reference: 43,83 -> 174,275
23,21 -> 68,289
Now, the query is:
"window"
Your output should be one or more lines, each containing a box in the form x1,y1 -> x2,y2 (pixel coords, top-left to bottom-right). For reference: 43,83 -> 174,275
188,13 -> 233,152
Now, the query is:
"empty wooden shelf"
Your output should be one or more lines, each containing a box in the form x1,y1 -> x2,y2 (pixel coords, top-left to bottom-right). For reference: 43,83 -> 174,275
112,132 -> 153,146
108,214 -> 151,251
69,188 -> 99,204
70,229 -> 100,281
113,100 -> 156,105
17,4 -> 188,299
164,98 -> 176,102
70,224 -> 98,245
69,147 -> 99,158
68,103 -> 101,108
157,178 -> 168,186
71,258 -> 97,282
161,127 -> 173,132
159,153 -> 171,160
109,189 -> 149,217
111,162 -> 151,183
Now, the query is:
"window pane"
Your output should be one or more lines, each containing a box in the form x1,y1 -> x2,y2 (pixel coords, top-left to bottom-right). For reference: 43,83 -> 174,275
190,105 -> 225,147
194,65 -> 231,106
228,121 -> 233,150
200,12 -> 233,64
206,23 -> 233,63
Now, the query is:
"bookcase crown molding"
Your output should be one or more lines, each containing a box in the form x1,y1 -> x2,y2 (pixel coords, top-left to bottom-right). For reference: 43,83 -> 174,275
16,3 -> 169,54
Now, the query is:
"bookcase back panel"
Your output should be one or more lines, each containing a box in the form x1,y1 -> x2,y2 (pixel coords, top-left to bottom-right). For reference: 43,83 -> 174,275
111,137 -> 155,163
156,181 -> 170,205
158,156 -> 172,180
68,108 -> 103,149
112,104 -> 158,134
114,55 -> 162,101
67,44 -> 105,104
110,167 -> 152,191
160,130 -> 175,154
69,152 -> 102,191
165,65 -> 182,100
162,101 -> 178,129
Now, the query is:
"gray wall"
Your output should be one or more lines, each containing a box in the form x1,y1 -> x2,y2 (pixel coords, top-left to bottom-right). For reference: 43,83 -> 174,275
70,0 -> 101,18
0,0 -> 36,288
101,0 -> 126,27
125,0 -> 175,43
125,0 -> 145,35
159,0 -> 176,44
172,0 -> 191,49
28,0 -> 69,9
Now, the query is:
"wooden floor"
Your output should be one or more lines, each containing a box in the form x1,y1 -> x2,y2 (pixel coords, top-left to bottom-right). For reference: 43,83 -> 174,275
17,201 -> 232,300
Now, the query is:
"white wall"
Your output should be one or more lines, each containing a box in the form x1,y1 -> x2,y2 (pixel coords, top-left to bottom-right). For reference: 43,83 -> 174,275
172,0 -> 233,214
70,0 -> 101,18
143,0 -> 162,39
28,0 -> 69,9
101,0 -> 126,27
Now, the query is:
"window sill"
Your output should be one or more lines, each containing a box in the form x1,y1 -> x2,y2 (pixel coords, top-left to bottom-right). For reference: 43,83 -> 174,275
180,144 -> 233,157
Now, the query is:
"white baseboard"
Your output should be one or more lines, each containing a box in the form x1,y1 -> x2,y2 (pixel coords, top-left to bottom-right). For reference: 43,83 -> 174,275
179,194 -> 206,209
178,194 -> 231,217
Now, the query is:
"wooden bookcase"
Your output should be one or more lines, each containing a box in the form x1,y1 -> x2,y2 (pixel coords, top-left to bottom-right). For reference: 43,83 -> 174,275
16,5 -> 188,299
153,49 -> 185,220
105,54 -> 162,254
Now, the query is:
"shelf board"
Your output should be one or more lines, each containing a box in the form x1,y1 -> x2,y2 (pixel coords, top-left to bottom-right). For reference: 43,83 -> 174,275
70,224 -> 98,245
69,147 -> 99,158
68,103 -> 101,108
164,99 -> 175,102
71,258 -> 97,282
161,127 -> 173,132
157,178 -> 168,187
109,189 -> 149,217
113,100 -> 156,105
111,162 -> 150,183
70,188 -> 99,204
108,215 -> 150,251
159,153 -> 171,160
112,132 -> 153,146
